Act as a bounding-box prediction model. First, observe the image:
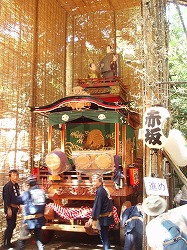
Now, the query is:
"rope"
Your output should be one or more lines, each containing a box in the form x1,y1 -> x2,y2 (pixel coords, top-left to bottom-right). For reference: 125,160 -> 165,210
45,203 -> 120,225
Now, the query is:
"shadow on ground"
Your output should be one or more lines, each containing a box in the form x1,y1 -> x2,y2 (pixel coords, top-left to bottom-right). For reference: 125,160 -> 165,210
22,230 -> 122,250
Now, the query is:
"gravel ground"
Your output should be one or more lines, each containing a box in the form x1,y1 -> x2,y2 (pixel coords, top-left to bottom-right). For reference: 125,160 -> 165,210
23,231 -> 123,250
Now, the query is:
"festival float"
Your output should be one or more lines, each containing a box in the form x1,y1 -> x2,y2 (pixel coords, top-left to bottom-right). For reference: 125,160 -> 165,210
29,77 -> 143,243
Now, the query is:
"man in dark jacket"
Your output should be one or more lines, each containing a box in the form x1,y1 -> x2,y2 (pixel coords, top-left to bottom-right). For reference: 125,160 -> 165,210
87,174 -> 114,250
121,203 -> 144,250
17,175 -> 46,250
2,169 -> 20,249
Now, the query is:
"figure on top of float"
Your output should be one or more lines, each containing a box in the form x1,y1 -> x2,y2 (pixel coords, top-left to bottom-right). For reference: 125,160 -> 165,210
87,63 -> 100,79
99,45 -> 120,78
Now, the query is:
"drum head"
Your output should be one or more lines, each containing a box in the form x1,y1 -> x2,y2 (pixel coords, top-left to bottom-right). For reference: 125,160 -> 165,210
95,154 -> 112,169
75,154 -> 91,169
45,153 -> 61,171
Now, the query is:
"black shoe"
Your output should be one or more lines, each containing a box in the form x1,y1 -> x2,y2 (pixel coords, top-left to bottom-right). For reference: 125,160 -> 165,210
8,243 -> 15,248
2,243 -> 15,249
2,245 -> 9,249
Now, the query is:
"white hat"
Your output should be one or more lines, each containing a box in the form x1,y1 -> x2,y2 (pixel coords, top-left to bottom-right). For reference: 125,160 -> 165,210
142,195 -> 167,216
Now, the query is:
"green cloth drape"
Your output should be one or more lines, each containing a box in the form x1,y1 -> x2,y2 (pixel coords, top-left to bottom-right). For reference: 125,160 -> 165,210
49,110 -> 126,126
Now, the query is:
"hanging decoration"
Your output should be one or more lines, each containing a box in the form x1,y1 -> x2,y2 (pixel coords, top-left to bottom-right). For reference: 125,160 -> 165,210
129,167 -> 139,186
143,106 -> 170,149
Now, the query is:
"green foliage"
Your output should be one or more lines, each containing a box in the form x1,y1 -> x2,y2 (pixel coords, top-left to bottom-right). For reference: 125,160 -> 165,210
167,4 -> 187,139
170,86 -> 187,138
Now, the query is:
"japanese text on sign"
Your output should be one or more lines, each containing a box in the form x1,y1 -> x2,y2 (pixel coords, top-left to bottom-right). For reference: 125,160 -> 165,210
144,177 -> 169,196
145,109 -> 162,146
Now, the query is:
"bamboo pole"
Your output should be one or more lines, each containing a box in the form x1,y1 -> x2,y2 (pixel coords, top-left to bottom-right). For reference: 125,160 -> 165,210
30,0 -> 38,171
173,0 -> 187,40
141,0 -> 168,249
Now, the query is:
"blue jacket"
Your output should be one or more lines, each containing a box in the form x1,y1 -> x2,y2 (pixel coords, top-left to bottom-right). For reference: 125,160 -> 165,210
162,220 -> 187,250
121,205 -> 143,234
91,184 -> 114,227
17,185 -> 46,229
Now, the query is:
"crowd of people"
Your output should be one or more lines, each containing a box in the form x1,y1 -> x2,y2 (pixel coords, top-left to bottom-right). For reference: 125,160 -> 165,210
2,170 -> 46,250
2,169 -> 187,250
